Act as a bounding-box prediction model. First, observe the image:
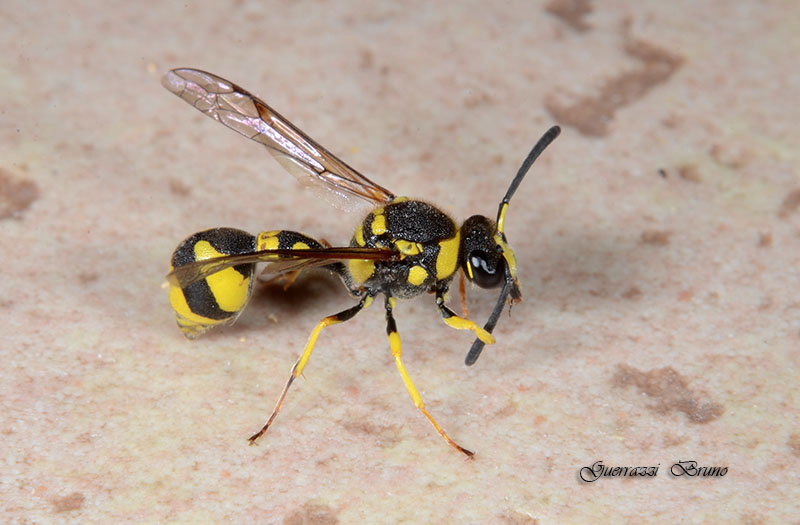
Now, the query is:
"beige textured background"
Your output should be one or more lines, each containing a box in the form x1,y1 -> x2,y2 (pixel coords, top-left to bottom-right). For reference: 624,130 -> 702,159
2,1 -> 798,522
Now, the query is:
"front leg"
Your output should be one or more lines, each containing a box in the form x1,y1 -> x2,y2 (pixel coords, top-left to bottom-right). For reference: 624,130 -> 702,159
434,285 -> 495,345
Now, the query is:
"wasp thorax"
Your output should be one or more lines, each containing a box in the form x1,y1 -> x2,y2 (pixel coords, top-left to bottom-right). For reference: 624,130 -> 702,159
460,215 -> 507,289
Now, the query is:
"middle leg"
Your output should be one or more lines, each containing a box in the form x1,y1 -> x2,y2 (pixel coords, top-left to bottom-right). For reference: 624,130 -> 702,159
384,295 -> 474,457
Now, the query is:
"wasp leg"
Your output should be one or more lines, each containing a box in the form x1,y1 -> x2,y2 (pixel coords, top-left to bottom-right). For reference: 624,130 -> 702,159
435,287 -> 495,345
248,293 -> 375,445
384,296 -> 474,458
279,270 -> 301,291
458,269 -> 469,319
260,270 -> 301,291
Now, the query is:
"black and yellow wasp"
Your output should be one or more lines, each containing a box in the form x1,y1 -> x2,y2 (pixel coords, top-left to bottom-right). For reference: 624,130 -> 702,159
163,68 -> 560,457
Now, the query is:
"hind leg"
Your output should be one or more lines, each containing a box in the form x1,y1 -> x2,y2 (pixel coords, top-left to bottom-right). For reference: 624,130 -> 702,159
248,292 -> 376,444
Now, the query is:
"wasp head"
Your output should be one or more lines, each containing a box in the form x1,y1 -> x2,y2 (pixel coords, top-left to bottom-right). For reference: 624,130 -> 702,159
461,125 -> 561,366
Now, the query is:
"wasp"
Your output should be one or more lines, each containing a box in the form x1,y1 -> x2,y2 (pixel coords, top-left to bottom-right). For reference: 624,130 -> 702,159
163,68 -> 560,457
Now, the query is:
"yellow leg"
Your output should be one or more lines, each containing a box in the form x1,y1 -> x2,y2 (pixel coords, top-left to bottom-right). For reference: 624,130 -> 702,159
248,294 -> 373,445
385,297 -> 474,458
435,288 -> 495,345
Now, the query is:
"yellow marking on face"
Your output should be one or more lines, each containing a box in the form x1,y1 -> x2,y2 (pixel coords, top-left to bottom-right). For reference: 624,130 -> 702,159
371,213 -> 387,235
494,233 -> 518,279
292,241 -> 310,250
395,239 -> 422,257
257,231 -> 280,250
392,196 -> 409,203
354,224 -> 365,246
465,260 -> 474,280
408,265 -> 428,286
435,231 -> 460,279
348,259 -> 375,285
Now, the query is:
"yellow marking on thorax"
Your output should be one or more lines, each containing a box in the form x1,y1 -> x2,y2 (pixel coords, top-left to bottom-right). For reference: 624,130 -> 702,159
435,231 -> 461,279
371,209 -> 387,235
348,259 -> 375,285
354,224 -> 365,246
407,265 -> 428,286
395,239 -> 422,257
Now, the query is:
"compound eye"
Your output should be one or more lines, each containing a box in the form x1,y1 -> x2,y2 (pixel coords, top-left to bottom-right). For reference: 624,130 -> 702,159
468,250 -> 506,289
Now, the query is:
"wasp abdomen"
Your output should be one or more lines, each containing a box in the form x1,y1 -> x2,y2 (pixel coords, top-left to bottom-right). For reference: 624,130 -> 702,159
255,230 -> 325,251
169,227 -> 258,338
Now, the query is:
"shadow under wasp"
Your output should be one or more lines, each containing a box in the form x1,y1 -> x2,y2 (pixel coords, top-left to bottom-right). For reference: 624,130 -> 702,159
163,68 -> 560,457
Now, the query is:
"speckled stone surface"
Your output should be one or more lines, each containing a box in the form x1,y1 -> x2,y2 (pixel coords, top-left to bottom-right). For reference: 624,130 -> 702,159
2,1 -> 798,522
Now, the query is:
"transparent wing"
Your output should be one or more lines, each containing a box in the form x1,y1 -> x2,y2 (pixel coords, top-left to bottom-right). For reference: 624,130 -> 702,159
162,68 -> 395,208
167,247 -> 397,289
